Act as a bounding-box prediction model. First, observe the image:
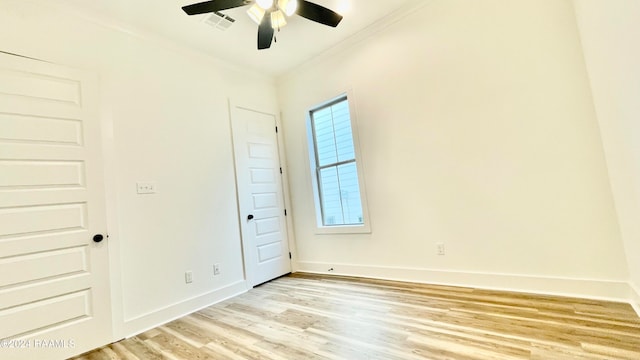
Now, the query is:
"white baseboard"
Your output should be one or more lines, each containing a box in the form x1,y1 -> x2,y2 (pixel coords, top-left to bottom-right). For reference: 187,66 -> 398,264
120,280 -> 248,338
630,282 -> 640,317
115,266 -> 640,339
296,261 -> 631,303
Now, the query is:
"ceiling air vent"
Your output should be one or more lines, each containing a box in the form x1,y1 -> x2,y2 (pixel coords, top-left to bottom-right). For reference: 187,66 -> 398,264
202,11 -> 235,31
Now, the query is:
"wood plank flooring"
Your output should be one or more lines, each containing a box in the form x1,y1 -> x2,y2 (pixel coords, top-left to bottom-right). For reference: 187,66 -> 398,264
72,273 -> 640,359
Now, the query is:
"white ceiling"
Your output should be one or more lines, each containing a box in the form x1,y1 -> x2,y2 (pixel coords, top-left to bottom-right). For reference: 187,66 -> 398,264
50,0 -> 424,76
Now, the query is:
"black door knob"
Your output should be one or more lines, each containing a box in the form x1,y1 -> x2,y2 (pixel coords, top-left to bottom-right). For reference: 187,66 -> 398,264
93,234 -> 104,243
247,214 -> 254,220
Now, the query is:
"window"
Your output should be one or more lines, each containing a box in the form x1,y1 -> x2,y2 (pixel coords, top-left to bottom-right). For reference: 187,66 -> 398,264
308,95 -> 368,231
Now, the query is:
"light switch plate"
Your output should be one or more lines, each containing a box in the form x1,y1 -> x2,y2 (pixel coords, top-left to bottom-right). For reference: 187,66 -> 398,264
136,182 -> 157,194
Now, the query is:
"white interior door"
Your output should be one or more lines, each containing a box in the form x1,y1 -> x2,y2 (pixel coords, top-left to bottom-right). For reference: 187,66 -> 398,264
0,52 -> 112,359
231,105 -> 291,287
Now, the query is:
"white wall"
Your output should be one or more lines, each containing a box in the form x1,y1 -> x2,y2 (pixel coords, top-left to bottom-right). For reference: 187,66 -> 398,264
2,0 -> 636,347
0,0 -> 278,337
573,0 -> 640,312
278,0 -> 630,299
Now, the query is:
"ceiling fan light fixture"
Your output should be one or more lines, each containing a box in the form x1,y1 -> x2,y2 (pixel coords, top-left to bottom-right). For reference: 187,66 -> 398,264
271,10 -> 287,29
247,4 -> 265,24
278,0 -> 298,16
256,0 -> 274,10
182,0 -> 344,50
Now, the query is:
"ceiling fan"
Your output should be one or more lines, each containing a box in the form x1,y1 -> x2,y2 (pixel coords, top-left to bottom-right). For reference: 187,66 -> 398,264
182,0 -> 343,50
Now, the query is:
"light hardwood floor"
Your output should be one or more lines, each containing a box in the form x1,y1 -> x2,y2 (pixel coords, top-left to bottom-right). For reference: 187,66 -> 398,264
72,273 -> 640,359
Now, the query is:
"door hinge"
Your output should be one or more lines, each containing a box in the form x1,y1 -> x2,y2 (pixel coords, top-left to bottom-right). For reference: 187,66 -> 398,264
275,126 -> 278,133
279,167 -> 283,174
289,252 -> 292,259
284,209 -> 287,216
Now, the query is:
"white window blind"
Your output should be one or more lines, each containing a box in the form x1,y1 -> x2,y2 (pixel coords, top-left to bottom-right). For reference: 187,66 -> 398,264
310,97 -> 364,226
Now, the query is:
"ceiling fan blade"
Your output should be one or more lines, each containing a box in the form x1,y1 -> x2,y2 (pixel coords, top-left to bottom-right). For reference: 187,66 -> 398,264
296,0 -> 343,27
182,0 -> 250,15
257,11 -> 274,50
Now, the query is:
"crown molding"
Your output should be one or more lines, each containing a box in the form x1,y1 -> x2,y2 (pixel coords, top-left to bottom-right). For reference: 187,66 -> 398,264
277,0 -> 436,85
35,1 -> 275,83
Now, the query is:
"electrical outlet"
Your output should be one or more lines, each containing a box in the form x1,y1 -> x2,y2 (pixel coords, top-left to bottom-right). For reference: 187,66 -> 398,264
136,181 -> 157,194
185,271 -> 193,284
213,264 -> 220,276
437,243 -> 445,255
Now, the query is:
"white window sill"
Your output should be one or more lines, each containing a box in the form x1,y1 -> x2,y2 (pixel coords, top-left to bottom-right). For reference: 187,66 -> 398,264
315,224 -> 371,235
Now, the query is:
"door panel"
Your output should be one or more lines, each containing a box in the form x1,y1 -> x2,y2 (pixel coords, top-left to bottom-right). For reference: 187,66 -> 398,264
0,112 -> 82,144
0,52 -> 111,359
231,105 -> 291,287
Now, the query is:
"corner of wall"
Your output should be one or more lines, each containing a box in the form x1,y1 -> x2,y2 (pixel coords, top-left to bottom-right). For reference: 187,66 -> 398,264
573,0 -> 640,318
630,282 -> 640,317
121,280 -> 248,338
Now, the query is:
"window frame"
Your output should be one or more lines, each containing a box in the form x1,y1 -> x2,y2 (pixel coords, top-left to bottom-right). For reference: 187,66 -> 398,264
306,92 -> 371,234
